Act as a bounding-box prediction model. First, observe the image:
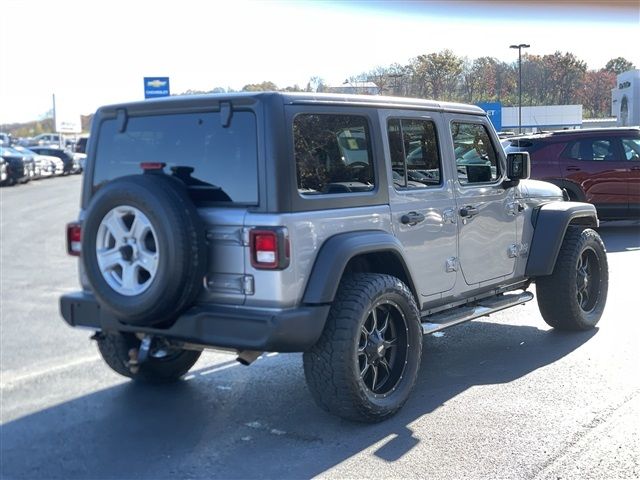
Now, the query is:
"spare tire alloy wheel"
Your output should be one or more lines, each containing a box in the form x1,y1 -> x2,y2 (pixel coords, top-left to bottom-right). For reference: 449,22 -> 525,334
96,206 -> 159,296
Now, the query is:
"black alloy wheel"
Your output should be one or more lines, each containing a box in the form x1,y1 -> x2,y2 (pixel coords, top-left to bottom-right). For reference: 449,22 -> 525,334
304,273 -> 422,422
358,299 -> 409,397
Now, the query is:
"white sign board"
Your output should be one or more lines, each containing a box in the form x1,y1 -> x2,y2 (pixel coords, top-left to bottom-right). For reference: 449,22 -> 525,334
55,113 -> 82,134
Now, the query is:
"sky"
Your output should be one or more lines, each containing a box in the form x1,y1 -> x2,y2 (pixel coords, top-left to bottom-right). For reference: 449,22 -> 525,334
1,0 -> 639,125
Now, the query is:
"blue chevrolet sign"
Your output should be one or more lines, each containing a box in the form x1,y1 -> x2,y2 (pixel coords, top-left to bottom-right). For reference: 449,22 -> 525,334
144,77 -> 170,99
477,101 -> 502,132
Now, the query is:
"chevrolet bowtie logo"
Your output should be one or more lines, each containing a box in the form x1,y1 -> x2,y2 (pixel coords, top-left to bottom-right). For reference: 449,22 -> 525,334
147,79 -> 167,88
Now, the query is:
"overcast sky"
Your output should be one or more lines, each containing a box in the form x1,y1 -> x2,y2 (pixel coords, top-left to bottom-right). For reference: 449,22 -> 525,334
1,0 -> 638,125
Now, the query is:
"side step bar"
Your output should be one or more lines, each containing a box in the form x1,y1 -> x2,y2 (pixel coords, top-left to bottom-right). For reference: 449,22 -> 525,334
421,291 -> 534,335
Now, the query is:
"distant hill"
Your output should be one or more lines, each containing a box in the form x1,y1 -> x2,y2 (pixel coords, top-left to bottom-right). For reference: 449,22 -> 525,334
3,114 -> 93,138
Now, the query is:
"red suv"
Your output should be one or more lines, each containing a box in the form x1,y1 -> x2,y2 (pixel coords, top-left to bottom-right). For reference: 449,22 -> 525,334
504,128 -> 640,220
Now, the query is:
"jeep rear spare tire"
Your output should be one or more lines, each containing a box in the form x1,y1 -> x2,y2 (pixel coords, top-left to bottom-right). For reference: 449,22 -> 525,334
82,174 -> 207,326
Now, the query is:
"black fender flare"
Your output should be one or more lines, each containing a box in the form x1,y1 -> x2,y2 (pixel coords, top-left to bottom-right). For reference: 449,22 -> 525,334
526,202 -> 598,277
302,230 -> 417,304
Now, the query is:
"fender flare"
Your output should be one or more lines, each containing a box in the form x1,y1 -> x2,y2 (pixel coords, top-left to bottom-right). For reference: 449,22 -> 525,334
525,202 -> 598,277
302,230 -> 416,304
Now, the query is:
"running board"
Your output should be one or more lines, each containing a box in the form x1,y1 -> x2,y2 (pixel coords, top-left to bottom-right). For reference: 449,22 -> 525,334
421,291 -> 534,335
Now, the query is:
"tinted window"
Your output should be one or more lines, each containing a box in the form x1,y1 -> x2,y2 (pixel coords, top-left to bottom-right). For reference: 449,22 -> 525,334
76,137 -> 88,153
451,122 -> 499,184
387,118 -> 441,189
93,111 -> 258,204
622,138 -> 640,161
294,114 -> 374,195
563,138 -> 617,161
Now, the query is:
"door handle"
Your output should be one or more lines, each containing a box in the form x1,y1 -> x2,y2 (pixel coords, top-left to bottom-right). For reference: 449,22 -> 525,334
459,206 -> 478,218
631,166 -> 640,171
400,211 -> 425,226
566,166 -> 581,171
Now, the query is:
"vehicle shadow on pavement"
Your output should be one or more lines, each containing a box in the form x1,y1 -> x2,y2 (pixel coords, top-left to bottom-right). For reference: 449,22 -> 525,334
1,321 -> 596,479
597,223 -> 640,253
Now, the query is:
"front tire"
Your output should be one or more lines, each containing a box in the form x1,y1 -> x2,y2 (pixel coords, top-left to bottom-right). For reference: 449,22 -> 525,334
303,274 -> 422,422
536,227 -> 608,331
96,332 -> 201,383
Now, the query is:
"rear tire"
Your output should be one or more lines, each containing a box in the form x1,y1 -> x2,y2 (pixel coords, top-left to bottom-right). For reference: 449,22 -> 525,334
536,227 -> 608,330
97,332 -> 201,383
303,274 -> 422,422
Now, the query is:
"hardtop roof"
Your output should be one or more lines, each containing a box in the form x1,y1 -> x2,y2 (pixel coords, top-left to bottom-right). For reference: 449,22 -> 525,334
97,91 -> 486,116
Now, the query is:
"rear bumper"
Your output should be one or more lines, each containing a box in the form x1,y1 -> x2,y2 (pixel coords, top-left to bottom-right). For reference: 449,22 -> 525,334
60,292 -> 330,352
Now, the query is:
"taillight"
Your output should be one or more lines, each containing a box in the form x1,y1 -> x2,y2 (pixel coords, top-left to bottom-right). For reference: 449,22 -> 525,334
66,222 -> 82,256
249,228 -> 289,270
140,162 -> 166,172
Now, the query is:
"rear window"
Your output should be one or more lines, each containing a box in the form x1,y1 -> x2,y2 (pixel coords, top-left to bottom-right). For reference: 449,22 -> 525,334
293,114 -> 375,195
93,111 -> 258,205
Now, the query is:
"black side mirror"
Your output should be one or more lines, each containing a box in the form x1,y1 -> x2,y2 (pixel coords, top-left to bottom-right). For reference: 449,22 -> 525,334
506,152 -> 530,181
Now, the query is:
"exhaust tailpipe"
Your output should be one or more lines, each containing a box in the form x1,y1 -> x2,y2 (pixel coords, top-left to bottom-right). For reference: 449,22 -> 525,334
236,350 -> 263,366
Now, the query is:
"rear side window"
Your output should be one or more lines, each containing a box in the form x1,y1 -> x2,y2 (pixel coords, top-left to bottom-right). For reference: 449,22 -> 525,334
293,114 -> 374,195
622,138 -> 640,161
387,118 -> 442,189
451,122 -> 500,184
93,111 -> 258,205
563,138 -> 617,161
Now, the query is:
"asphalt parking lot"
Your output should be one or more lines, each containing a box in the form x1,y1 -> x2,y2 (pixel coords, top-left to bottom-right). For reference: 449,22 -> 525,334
1,175 -> 639,479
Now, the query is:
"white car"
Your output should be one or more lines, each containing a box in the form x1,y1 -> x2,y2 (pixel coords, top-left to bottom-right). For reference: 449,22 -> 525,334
13,146 -> 64,177
31,133 -> 62,146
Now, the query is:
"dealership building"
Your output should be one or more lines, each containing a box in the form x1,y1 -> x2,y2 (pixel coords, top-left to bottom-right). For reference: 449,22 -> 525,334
611,69 -> 640,127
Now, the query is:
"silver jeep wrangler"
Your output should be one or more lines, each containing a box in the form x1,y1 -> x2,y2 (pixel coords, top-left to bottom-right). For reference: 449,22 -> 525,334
60,93 -> 608,422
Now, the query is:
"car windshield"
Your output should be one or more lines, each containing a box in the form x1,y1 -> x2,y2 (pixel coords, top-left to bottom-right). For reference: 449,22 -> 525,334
13,147 -> 37,155
0,146 -> 24,157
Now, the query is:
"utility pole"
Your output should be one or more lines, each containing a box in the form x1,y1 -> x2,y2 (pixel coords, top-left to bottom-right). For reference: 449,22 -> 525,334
52,93 -> 57,133
509,44 -> 530,134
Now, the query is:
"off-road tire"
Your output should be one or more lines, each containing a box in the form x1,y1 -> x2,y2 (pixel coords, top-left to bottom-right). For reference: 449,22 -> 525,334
303,273 -> 422,423
82,174 -> 207,326
97,332 -> 201,383
537,227 -> 608,330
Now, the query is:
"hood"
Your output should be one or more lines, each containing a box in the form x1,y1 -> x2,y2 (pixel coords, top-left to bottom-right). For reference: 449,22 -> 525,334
519,179 -> 564,200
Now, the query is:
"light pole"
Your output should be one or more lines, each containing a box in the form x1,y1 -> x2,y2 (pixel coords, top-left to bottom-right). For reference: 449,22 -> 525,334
510,43 -> 530,134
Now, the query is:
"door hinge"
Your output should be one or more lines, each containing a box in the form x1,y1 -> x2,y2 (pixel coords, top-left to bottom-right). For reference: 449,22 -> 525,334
508,243 -> 530,258
243,275 -> 255,295
443,208 -> 456,224
446,257 -> 458,272
506,201 -> 521,215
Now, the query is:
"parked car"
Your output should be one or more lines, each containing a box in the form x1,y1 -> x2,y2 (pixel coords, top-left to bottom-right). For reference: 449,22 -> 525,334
0,157 -> 8,184
28,145 -> 78,174
0,146 -> 32,184
61,92 -> 608,423
504,127 -> 640,219
75,135 -> 89,154
30,133 -> 62,146
12,146 -> 63,177
0,132 -> 13,146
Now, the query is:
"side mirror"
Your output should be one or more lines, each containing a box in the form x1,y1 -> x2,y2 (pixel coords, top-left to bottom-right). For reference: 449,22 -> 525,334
506,152 -> 530,181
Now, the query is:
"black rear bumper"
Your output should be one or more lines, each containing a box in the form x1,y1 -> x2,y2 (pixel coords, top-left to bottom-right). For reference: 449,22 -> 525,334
60,292 -> 330,352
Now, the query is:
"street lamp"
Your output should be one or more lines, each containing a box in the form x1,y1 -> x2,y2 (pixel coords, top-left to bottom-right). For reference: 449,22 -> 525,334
510,43 -> 530,134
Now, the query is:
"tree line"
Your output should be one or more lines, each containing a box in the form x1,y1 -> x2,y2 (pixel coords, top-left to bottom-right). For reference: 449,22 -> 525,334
185,52 -> 634,119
